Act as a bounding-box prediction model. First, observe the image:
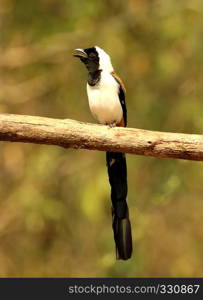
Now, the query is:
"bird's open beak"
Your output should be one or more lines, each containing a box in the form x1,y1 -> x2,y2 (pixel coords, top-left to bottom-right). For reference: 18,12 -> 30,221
73,48 -> 88,58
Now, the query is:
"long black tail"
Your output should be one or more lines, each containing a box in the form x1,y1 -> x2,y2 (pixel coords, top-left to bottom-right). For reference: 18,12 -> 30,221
106,152 -> 132,260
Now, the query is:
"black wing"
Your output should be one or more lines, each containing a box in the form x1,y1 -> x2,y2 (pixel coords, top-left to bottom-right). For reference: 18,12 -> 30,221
111,72 -> 127,127
118,85 -> 127,127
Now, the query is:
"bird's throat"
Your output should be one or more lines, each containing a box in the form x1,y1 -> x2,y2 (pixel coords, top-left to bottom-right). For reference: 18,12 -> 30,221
87,70 -> 102,86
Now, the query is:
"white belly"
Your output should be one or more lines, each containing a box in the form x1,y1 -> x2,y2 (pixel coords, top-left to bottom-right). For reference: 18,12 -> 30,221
86,72 -> 123,125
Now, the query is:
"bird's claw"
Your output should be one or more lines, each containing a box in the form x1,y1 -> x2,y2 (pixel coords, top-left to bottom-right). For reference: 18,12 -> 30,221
108,122 -> 117,128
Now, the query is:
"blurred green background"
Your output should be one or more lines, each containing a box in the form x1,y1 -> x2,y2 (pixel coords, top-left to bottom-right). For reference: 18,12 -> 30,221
1,0 -> 203,277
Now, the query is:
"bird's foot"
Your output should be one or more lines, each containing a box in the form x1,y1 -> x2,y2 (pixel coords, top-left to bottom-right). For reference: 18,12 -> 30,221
108,121 -> 117,128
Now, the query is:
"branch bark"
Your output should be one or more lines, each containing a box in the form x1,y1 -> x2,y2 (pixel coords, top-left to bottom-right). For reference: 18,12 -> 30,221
0,113 -> 203,161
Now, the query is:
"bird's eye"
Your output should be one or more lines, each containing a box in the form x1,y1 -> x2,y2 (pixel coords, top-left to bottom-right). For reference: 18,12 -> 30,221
89,52 -> 96,58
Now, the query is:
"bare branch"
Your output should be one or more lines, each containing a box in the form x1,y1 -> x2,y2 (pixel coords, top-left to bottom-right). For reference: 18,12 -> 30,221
0,114 -> 203,161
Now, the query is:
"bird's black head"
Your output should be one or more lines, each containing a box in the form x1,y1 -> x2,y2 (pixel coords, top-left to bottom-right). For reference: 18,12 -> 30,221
73,47 -> 99,73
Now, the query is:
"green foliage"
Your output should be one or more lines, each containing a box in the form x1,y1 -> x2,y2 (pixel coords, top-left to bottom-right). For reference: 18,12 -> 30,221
1,0 -> 203,277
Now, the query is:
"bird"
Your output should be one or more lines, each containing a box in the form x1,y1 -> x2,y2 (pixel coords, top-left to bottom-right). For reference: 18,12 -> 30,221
73,46 -> 132,260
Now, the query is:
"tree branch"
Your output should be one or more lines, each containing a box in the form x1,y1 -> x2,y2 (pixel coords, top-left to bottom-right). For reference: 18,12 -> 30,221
0,113 -> 203,161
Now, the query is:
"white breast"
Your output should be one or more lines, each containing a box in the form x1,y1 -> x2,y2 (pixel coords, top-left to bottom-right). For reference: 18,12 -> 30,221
86,72 -> 123,125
